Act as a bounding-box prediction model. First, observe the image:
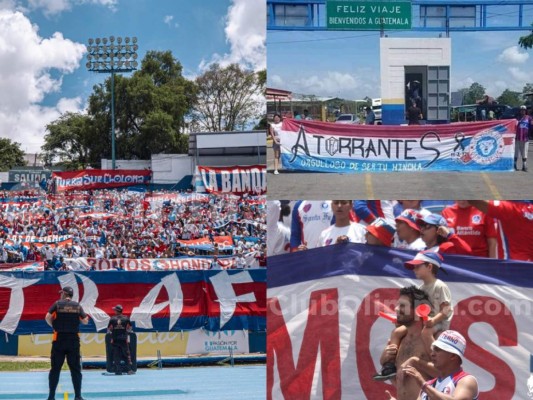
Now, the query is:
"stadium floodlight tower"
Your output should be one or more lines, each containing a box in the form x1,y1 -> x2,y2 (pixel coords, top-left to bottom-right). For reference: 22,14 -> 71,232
86,36 -> 139,170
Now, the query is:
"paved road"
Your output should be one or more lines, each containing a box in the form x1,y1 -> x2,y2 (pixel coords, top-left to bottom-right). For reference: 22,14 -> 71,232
267,145 -> 533,199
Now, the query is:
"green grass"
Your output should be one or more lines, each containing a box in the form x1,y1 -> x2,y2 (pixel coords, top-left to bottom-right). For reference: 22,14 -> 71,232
0,361 -> 69,372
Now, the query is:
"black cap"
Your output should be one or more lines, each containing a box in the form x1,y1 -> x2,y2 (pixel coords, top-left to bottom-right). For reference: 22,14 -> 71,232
113,304 -> 123,312
60,286 -> 74,297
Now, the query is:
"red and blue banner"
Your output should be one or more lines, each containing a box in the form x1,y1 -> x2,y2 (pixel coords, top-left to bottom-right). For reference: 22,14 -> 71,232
279,119 -> 516,172
267,243 -> 533,399
0,270 -> 265,335
195,165 -> 266,195
6,234 -> 73,249
52,170 -> 152,192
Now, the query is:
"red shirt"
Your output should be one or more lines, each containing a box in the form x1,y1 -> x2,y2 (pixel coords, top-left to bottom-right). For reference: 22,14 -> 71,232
442,204 -> 497,257
486,201 -> 533,261
436,233 -> 472,256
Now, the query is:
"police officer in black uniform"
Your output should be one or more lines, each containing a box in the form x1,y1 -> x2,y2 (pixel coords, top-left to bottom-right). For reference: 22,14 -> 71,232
45,286 -> 89,400
108,304 -> 134,375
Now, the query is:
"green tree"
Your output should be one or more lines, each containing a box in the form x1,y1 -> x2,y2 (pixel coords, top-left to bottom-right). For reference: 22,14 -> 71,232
518,25 -> 533,49
456,88 -> 469,105
522,83 -> 533,94
497,89 -> 522,107
0,138 -> 25,171
462,82 -> 486,105
42,113 -> 96,169
193,64 -> 265,131
43,51 -> 195,167
523,83 -> 533,107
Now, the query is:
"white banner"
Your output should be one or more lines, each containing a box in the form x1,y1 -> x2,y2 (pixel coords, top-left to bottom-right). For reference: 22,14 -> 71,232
268,244 -> 533,399
65,255 -> 260,271
186,329 -> 250,354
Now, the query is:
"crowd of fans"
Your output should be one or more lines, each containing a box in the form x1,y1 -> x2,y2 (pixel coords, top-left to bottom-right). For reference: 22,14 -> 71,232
267,200 -> 533,262
0,189 -> 266,270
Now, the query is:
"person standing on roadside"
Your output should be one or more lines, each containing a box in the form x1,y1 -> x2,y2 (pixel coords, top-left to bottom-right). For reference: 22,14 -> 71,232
269,113 -> 283,175
514,105 -> 532,172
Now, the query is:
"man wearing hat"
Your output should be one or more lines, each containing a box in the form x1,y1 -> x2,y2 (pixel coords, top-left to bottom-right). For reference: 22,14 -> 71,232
394,209 -> 425,250
45,286 -> 89,400
365,217 -> 396,247
107,304 -> 134,375
398,330 -> 479,399
515,105 -> 532,171
417,214 -> 472,255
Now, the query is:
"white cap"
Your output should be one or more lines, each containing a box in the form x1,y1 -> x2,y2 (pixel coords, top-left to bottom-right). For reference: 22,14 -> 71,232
432,330 -> 466,360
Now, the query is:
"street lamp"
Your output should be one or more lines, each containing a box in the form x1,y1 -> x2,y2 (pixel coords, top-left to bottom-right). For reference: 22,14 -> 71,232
86,36 -> 139,169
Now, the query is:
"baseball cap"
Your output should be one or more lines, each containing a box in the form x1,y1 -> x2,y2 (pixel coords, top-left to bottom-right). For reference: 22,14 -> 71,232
365,218 -> 396,246
113,304 -> 123,312
395,209 -> 421,231
405,250 -> 444,271
432,330 -> 466,360
417,213 -> 447,228
521,105 -> 527,110
59,286 -> 74,297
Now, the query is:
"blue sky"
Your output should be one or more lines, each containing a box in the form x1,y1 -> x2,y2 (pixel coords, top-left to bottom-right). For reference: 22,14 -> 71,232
267,3 -> 533,101
0,0 -> 265,153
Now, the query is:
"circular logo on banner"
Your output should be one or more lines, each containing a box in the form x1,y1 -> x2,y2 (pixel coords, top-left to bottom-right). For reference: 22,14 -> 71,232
469,131 -> 505,165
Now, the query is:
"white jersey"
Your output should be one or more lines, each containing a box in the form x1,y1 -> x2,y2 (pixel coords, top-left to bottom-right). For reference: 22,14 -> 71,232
317,223 -> 366,247
393,236 -> 426,251
291,201 -> 333,250
421,370 -> 479,400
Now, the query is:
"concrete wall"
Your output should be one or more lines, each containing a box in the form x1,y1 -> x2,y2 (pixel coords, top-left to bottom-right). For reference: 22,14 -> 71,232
101,155 -> 193,185
101,159 -> 151,170
189,130 -> 266,168
380,38 -> 451,124
151,154 -> 193,185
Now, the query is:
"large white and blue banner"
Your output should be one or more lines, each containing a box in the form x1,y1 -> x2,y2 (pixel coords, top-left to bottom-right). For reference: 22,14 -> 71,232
267,243 -> 533,399
279,119 -> 516,172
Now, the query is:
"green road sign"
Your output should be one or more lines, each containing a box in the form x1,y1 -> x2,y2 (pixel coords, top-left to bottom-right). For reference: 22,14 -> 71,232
327,1 -> 412,30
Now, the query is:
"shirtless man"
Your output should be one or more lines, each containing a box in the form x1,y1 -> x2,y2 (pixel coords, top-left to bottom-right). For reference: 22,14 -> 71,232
381,286 -> 438,400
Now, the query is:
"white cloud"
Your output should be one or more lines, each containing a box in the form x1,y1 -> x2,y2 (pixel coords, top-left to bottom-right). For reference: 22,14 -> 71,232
199,0 -> 265,72
269,74 -> 284,87
451,76 -> 475,92
0,0 -> 18,11
0,10 -> 85,152
26,0 -> 117,16
497,46 -> 529,64
508,66 -> 533,83
163,14 -> 178,28
291,71 -> 361,98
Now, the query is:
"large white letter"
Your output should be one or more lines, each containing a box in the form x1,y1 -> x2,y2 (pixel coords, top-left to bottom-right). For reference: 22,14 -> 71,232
209,271 -> 256,329
58,273 -> 110,331
130,273 -> 183,330
0,275 -> 40,334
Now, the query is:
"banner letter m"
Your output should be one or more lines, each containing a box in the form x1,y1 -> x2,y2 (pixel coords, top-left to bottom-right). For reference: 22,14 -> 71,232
267,288 -> 341,400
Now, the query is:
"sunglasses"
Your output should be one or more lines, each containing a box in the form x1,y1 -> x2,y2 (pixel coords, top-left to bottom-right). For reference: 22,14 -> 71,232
420,223 -> 437,230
